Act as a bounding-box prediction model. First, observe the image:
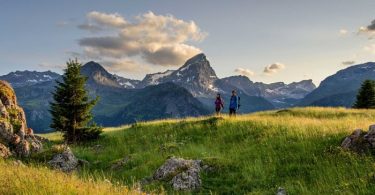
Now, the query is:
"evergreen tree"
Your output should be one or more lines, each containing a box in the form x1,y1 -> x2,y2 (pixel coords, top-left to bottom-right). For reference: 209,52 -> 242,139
353,80 -> 375,109
50,59 -> 102,143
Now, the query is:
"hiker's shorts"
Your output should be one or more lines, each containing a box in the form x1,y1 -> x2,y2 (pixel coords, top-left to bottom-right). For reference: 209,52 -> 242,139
229,108 -> 236,115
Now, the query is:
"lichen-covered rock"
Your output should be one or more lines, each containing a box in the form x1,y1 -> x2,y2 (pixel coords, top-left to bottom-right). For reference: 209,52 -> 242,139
15,140 -> 30,157
0,143 -> 11,158
341,125 -> 375,153
0,80 -> 43,157
48,147 -> 78,172
153,157 -> 202,191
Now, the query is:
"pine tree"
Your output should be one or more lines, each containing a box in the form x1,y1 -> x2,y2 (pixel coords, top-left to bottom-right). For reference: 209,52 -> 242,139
50,59 -> 102,143
353,80 -> 375,109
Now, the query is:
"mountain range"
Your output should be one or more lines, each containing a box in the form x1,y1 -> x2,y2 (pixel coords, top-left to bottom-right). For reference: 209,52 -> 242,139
1,53 -> 373,132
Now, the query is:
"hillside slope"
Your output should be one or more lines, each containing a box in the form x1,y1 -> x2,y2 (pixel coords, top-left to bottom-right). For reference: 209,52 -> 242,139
299,62 -> 375,107
38,107 -> 375,194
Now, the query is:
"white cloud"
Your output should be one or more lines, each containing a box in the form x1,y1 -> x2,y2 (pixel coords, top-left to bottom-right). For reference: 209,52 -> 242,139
263,63 -> 285,75
77,11 -> 207,69
234,68 -> 255,77
358,19 -> 375,39
339,29 -> 348,36
87,11 -> 127,28
100,59 -> 152,73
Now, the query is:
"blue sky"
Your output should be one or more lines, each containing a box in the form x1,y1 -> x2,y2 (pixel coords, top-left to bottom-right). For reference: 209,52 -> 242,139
0,0 -> 374,85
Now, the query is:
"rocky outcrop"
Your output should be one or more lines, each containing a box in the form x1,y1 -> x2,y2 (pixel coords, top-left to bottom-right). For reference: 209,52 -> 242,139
0,80 -> 42,157
48,147 -> 78,172
153,157 -> 202,191
341,124 -> 375,153
0,143 -> 11,158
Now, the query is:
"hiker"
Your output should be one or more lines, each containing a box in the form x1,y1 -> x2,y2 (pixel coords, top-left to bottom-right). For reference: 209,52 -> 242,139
214,93 -> 224,115
229,90 -> 240,117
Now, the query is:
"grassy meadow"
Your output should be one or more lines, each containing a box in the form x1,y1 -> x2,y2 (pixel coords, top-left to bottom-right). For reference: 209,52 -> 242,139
0,160 -> 141,195
7,107 -> 375,194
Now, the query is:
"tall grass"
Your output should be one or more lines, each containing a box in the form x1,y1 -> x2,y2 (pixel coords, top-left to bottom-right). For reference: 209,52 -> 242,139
0,160 -> 142,195
38,107 -> 375,194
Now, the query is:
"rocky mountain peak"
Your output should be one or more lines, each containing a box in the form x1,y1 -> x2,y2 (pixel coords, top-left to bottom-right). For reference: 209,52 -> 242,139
81,61 -> 111,77
81,61 -> 122,88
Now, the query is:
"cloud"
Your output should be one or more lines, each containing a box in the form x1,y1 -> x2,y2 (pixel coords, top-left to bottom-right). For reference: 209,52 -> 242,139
358,19 -> 375,39
339,29 -> 348,36
263,63 -> 285,75
341,61 -> 356,66
77,11 -> 206,68
77,24 -> 103,33
234,68 -> 255,77
100,59 -> 152,73
86,11 -> 127,28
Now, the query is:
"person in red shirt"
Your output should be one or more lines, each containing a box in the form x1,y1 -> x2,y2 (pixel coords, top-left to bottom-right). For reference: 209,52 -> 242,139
214,93 -> 224,116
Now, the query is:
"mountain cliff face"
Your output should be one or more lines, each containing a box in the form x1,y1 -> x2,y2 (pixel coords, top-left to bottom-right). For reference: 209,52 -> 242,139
140,54 -> 218,97
81,61 -> 125,88
299,62 -> 375,107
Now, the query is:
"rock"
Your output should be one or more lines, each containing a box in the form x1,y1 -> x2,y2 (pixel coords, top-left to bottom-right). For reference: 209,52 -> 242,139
0,143 -> 11,158
341,125 -> 375,153
153,157 -> 202,191
33,135 -> 50,143
172,166 -> 201,190
25,134 -> 43,153
48,147 -> 78,172
15,140 -> 30,157
341,129 -> 362,149
0,80 -> 43,157
276,187 -> 287,195
0,121 -> 14,144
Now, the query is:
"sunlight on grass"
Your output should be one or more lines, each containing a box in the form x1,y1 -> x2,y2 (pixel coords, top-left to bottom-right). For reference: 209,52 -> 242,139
35,107 -> 375,194
0,160 -> 142,195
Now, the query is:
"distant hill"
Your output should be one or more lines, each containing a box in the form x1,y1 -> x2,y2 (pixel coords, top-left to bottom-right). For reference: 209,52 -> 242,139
299,62 -> 375,107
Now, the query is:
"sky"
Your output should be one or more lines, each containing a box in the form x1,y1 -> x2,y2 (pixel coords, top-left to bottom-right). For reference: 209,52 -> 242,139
0,0 -> 374,85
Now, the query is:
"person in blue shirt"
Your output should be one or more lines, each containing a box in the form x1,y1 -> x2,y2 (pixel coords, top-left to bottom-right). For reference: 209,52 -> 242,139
229,90 -> 240,116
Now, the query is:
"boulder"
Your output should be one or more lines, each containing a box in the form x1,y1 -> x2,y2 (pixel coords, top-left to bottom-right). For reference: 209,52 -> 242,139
276,187 -> 287,195
48,147 -> 78,172
153,157 -> 202,191
341,124 -> 375,153
0,143 -> 11,158
0,80 -> 43,157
